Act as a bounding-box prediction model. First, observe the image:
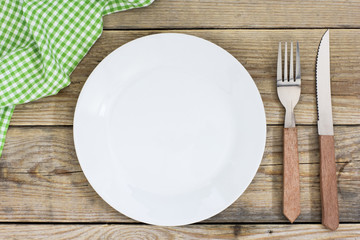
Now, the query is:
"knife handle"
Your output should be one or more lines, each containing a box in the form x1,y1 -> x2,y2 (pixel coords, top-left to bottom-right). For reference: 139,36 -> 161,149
283,127 -> 301,223
319,135 -> 339,231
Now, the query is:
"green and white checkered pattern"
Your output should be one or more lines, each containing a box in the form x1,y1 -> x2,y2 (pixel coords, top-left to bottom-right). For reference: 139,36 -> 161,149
0,0 -> 154,156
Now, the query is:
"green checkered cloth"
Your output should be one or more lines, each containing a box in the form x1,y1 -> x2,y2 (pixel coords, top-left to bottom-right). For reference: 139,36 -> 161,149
0,0 -> 154,156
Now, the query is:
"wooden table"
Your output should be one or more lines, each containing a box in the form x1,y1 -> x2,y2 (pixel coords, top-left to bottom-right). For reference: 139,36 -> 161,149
1,1 -> 359,239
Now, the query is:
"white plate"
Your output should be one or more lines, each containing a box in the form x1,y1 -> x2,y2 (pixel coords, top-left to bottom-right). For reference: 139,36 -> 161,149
74,33 -> 266,226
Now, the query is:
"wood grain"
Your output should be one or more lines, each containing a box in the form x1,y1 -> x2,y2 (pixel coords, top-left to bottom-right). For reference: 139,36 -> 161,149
2,0 -> 359,237
101,0 -> 360,29
0,125 -> 358,223
283,128 -> 301,223
320,135 -> 339,230
0,224 -> 359,239
10,29 -> 360,126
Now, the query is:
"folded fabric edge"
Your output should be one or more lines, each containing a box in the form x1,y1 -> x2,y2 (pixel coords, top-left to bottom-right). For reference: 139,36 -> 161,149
102,0 -> 155,16
0,106 -> 15,157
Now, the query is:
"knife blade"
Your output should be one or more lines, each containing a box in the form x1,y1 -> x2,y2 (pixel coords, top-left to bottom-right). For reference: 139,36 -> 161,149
316,29 -> 339,231
317,30 -> 334,136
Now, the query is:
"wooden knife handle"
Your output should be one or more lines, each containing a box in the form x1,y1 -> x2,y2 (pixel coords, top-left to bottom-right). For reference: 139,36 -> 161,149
283,127 -> 301,223
319,135 -> 339,231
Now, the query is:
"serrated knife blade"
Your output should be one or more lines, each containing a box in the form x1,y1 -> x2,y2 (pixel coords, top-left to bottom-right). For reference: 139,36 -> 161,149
316,29 -> 339,231
316,30 -> 334,135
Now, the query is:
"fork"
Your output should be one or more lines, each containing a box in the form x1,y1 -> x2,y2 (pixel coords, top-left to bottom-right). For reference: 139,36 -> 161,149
277,42 -> 301,223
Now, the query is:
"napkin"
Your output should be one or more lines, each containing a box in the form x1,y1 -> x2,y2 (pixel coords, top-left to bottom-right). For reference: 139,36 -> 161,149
0,0 -> 154,156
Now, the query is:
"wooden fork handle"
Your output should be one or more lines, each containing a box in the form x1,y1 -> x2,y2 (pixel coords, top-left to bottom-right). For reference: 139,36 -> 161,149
319,135 -> 339,231
283,127 -> 301,223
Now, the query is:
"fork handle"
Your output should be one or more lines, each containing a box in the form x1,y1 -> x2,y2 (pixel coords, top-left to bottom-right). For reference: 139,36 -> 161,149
283,127 -> 301,223
319,135 -> 339,231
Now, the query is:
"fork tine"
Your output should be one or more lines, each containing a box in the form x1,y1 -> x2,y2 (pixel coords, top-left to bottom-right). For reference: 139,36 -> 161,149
296,41 -> 301,82
289,42 -> 294,81
284,42 -> 288,82
277,42 -> 282,81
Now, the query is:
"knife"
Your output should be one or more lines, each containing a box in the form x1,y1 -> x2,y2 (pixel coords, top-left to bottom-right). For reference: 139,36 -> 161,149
316,29 -> 339,231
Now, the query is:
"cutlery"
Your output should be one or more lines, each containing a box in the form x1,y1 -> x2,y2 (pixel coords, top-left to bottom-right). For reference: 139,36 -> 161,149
316,29 -> 339,231
277,42 -> 301,223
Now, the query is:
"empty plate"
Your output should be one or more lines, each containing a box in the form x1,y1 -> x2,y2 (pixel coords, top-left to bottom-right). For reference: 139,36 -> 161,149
74,33 -> 266,226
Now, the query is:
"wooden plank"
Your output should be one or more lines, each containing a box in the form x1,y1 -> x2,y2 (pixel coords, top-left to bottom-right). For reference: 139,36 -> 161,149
0,125 -> 358,222
0,224 -> 359,239
10,29 -> 360,126
101,0 -> 360,29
